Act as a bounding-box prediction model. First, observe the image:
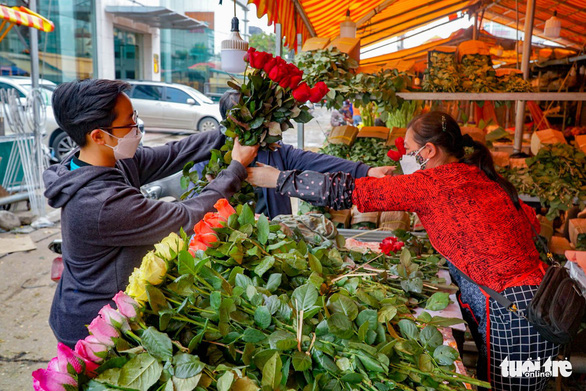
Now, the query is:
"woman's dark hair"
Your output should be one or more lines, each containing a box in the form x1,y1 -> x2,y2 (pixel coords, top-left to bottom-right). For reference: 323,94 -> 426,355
219,89 -> 240,120
52,79 -> 130,147
407,111 -> 520,209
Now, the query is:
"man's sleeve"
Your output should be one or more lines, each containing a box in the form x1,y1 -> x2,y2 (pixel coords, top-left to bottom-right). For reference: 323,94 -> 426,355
135,130 -> 225,185
98,160 -> 245,247
280,144 -> 370,178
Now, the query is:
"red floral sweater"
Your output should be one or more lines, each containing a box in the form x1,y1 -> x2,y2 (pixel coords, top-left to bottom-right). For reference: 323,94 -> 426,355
353,163 -> 543,292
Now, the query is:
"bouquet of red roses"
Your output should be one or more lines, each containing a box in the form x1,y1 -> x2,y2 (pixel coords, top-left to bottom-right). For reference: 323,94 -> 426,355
223,47 -> 329,148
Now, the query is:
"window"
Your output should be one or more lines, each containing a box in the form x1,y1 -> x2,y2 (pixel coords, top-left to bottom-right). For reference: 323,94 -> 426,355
0,82 -> 25,98
131,85 -> 163,100
165,88 -> 196,105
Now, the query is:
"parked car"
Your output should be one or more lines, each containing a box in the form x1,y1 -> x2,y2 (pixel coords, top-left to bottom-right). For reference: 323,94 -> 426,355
126,80 -> 222,133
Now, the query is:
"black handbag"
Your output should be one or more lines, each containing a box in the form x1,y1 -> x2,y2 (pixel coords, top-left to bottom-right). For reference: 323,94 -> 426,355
453,221 -> 586,345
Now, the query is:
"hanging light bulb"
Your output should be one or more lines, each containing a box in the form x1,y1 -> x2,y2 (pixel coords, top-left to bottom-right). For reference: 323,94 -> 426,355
340,9 -> 356,38
544,10 -> 561,39
221,0 -> 249,74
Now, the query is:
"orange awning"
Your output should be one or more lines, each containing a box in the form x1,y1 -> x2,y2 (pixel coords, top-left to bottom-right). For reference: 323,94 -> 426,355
249,0 -> 585,51
0,5 -> 55,33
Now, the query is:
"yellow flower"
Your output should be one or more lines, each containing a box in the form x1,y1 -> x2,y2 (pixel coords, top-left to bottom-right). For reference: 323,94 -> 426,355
154,232 -> 185,260
139,251 -> 167,285
126,268 -> 148,303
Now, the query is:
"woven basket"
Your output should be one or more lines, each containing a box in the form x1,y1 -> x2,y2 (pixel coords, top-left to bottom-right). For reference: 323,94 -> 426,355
379,211 -> 410,232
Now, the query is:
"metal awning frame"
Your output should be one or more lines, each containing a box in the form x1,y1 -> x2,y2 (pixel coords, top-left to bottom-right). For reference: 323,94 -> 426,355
105,6 -> 207,30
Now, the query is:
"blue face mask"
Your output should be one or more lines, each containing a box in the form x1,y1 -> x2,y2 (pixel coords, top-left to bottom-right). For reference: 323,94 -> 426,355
399,145 -> 429,175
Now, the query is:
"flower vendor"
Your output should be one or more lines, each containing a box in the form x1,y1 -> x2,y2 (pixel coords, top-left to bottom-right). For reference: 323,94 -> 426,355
246,111 -> 560,391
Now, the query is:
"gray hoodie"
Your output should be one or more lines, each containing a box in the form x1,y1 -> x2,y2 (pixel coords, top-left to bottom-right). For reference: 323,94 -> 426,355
43,130 -> 245,347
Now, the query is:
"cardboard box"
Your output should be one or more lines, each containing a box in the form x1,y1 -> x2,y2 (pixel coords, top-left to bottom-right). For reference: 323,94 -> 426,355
569,219 -> 586,249
351,206 -> 380,226
327,125 -> 358,146
328,37 -> 360,63
538,215 -> 554,242
575,135 -> 586,154
328,209 -> 352,228
302,37 -> 331,52
379,211 -> 410,232
461,126 -> 486,145
357,126 -> 390,141
387,127 -> 407,146
530,128 -> 567,155
549,236 -> 574,255
491,151 -> 510,167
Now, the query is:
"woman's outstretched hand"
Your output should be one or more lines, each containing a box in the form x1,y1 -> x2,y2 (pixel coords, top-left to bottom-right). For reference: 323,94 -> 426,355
367,166 -> 396,178
246,163 -> 280,188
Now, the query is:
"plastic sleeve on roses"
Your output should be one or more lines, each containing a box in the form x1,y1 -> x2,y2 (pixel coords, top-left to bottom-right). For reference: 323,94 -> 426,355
276,170 -> 355,210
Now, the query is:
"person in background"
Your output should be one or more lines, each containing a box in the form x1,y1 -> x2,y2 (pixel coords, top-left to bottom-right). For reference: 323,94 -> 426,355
193,90 -> 394,219
246,111 -> 559,391
339,100 -> 353,124
44,79 -> 258,347
330,108 -> 346,127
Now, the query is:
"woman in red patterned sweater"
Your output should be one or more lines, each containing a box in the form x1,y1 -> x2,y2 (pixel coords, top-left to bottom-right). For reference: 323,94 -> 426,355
247,111 -> 558,391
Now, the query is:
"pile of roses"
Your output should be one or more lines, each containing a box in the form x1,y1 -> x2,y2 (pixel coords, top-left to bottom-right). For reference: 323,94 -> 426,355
32,292 -> 140,391
245,47 -> 329,103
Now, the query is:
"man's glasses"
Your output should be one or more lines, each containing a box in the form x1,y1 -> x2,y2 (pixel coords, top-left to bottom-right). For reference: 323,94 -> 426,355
100,110 -> 140,132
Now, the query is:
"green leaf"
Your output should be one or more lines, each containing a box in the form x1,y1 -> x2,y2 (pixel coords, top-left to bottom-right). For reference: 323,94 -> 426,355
327,313 -> 353,339
292,284 -> 318,311
293,109 -> 313,124
210,291 -> 222,310
254,306 -> 272,329
172,353 -> 204,379
378,306 -> 397,323
172,374 -> 202,391
257,214 -> 270,245
425,292 -> 450,311
177,250 -> 196,275
419,326 -> 443,351
433,345 -> 459,366
141,327 -> 173,361
118,353 -> 163,390
146,285 -> 168,314
217,371 -> 234,391
327,293 -> 359,321
428,316 -> 465,327
265,273 -> 282,292
292,351 -> 312,371
341,373 -> 363,384
307,253 -> 323,274
238,204 -> 256,226
243,327 -> 267,343
398,319 -> 419,341
261,352 -> 282,389
254,256 -> 275,277
417,311 -> 432,323
417,353 -> 435,372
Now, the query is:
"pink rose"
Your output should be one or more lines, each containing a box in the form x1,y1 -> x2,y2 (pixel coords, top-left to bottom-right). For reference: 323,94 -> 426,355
55,343 -> 85,374
113,291 -> 139,319
32,368 -> 77,391
75,335 -> 109,364
88,315 -> 119,347
99,304 -> 130,331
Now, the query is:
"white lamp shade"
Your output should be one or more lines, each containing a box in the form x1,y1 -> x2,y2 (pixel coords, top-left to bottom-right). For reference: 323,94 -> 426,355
340,10 -> 356,38
221,49 -> 248,74
544,14 -> 561,38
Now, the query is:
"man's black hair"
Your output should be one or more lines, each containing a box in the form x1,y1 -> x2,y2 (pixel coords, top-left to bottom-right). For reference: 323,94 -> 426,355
52,79 -> 131,147
219,89 -> 240,121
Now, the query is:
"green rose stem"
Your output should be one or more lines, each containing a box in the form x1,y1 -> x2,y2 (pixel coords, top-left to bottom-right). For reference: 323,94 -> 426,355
391,363 -> 491,388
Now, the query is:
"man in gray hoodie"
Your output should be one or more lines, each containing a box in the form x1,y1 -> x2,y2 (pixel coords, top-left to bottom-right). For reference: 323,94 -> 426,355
43,79 -> 258,347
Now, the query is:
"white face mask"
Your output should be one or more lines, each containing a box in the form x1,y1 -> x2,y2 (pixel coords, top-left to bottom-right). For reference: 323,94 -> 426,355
399,145 -> 429,175
101,127 -> 142,160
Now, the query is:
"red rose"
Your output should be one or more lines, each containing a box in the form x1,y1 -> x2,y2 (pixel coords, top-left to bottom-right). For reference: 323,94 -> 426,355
263,57 -> 278,74
308,81 -> 329,103
387,149 -> 402,161
395,137 -> 406,155
278,74 -> 293,89
244,47 -> 255,63
292,82 -> 311,102
380,236 -> 404,255
249,50 -> 272,69
214,198 -> 236,220
288,75 -> 302,90
268,64 -> 288,83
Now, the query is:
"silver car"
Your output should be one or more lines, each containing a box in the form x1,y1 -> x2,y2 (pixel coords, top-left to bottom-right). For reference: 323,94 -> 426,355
127,81 -> 222,133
